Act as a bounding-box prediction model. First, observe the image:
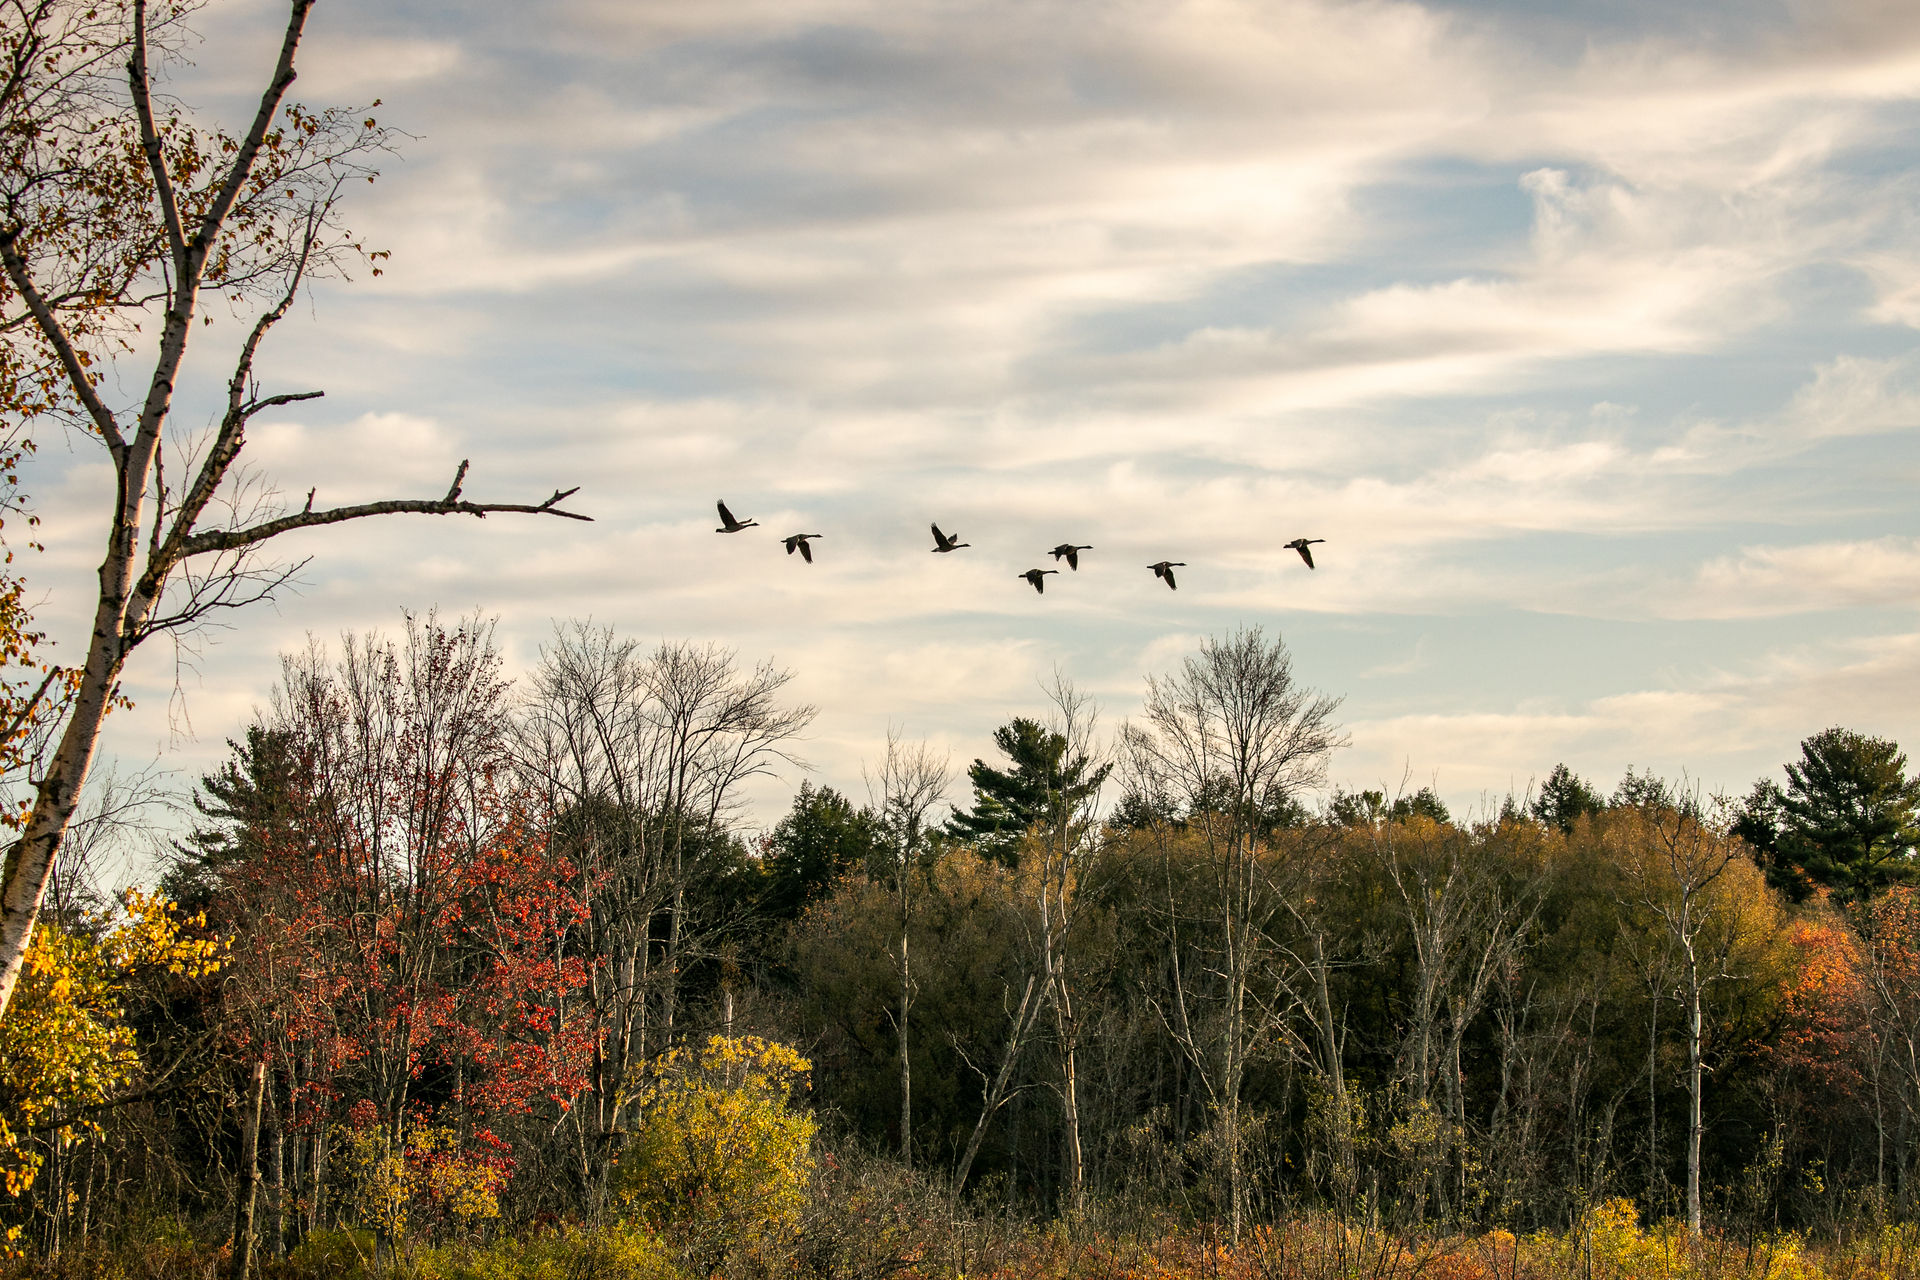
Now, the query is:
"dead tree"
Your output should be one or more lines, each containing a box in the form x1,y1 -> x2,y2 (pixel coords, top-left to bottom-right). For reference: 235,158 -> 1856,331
515,626 -> 813,1201
0,0 -> 591,1018
866,729 -> 952,1168
951,673 -> 1111,1207
1614,801 -> 1743,1234
1120,626 -> 1344,1241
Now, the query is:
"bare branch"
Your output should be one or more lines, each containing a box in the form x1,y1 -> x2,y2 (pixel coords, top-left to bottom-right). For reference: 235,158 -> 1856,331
128,0 -> 189,278
0,669 -> 61,748
186,0 -> 312,263
242,390 -> 324,416
444,458 -> 469,503
136,554 -> 309,641
180,487 -> 593,558
149,203 -> 329,584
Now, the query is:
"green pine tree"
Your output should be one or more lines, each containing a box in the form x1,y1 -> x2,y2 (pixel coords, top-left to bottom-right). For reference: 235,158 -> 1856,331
944,717 -> 1111,864
1761,727 -> 1920,901
759,783 -> 884,922
1531,763 -> 1604,833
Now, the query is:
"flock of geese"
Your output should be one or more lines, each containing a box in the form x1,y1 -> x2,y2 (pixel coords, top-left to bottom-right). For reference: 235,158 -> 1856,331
715,501 -> 1326,594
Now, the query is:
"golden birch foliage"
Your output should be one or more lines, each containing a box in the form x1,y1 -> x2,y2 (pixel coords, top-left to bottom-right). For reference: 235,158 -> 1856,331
338,1122 -> 508,1242
340,1125 -> 413,1243
0,890 -> 219,1198
617,1036 -> 816,1232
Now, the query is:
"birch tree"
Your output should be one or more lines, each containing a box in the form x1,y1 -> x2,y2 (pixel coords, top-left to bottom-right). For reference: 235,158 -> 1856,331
866,729 -> 951,1167
1119,626 -> 1343,1240
514,625 -> 812,1202
0,0 -> 592,1021
951,675 -> 1109,1207
1612,801 -> 1744,1234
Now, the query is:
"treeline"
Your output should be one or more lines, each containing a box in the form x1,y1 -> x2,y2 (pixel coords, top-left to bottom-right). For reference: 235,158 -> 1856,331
1,614 -> 1917,1261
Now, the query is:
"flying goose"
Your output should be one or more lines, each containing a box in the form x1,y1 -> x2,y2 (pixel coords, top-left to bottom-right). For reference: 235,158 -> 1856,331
1285,538 -> 1325,569
1050,543 -> 1093,570
931,523 -> 970,553
783,534 -> 823,563
1020,568 -> 1060,594
1148,561 -> 1185,590
715,500 -> 759,533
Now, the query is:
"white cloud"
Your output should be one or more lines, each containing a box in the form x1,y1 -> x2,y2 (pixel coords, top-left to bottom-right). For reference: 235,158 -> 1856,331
23,0 -> 1920,846
1341,628 -> 1920,813
1654,537 -> 1920,619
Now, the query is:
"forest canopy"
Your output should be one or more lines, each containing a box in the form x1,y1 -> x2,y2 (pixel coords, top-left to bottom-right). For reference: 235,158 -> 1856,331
0,615 -> 1914,1275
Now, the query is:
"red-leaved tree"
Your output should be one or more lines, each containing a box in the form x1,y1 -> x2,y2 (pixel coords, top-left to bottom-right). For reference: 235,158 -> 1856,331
199,613 -> 593,1248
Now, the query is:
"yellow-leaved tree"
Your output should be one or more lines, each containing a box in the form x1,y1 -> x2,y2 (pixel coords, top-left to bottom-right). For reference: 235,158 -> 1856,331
617,1035 -> 815,1237
0,889 -> 221,1200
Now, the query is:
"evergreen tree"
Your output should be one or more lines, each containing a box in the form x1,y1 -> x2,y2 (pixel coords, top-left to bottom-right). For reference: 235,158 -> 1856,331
1612,765 -> 1676,812
1328,787 -> 1447,826
1328,788 -> 1386,826
1769,727 -> 1920,901
163,726 -> 309,912
1732,778 -> 1799,897
759,783 -> 883,922
1390,786 -> 1451,824
944,717 -> 1111,864
1531,763 -> 1604,833
1107,788 -> 1178,831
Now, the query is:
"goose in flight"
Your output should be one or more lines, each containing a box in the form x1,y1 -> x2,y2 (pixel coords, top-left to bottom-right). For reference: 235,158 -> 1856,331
1020,568 -> 1059,594
715,500 -> 759,533
783,534 -> 823,563
1050,543 -> 1093,571
1285,538 -> 1325,569
931,523 -> 970,553
1148,561 -> 1185,590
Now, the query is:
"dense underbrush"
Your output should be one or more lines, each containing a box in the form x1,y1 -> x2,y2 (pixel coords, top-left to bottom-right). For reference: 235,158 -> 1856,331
14,1177 -> 1920,1280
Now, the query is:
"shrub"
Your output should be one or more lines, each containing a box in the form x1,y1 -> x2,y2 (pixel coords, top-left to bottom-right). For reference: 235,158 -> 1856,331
615,1035 -> 815,1239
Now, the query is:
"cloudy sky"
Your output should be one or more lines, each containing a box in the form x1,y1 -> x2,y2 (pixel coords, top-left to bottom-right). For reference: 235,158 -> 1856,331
27,0 -> 1920,832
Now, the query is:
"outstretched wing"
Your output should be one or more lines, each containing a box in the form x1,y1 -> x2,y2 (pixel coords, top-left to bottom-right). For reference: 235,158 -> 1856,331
1299,545 -> 1315,569
718,500 -> 738,527
1165,567 -> 1178,590
931,523 -> 947,546
1065,549 -> 1079,571
799,540 -> 814,564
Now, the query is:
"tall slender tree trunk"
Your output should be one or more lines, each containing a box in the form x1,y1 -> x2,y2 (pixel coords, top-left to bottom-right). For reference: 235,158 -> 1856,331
231,1061 -> 267,1280
662,878 -> 685,1047
898,925 -> 913,1166
267,1075 -> 286,1259
1223,842 -> 1250,1243
1649,987 -> 1661,1199
1041,882 -> 1084,1213
1054,979 -> 1084,1213
310,1123 -> 329,1236
955,975 -> 1041,1197
1685,952 -> 1704,1235
1312,933 -> 1355,1197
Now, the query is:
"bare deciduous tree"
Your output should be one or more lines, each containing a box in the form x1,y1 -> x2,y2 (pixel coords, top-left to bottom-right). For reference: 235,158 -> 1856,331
1120,626 -> 1344,1240
951,672 -> 1110,1207
1613,799 -> 1744,1234
515,625 -> 813,1203
0,0 -> 593,1020
1371,814 -> 1549,1223
865,728 -> 951,1168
